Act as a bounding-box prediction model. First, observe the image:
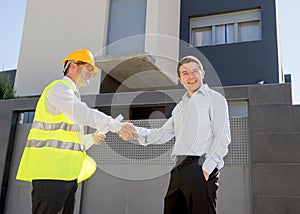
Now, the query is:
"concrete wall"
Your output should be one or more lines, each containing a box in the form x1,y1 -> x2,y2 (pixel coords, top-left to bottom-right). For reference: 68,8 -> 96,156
248,84 -> 300,213
2,96 -> 250,214
5,123 -> 249,214
1,84 -> 299,214
0,98 -> 38,213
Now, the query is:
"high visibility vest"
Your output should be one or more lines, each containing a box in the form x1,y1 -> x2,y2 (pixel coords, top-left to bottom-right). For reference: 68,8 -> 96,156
16,80 -> 96,183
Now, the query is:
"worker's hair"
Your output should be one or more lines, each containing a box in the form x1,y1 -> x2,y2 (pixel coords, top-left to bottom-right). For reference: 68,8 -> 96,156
63,61 -> 71,76
177,56 -> 204,77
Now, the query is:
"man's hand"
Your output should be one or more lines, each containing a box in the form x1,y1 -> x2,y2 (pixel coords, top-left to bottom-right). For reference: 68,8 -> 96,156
203,170 -> 209,181
117,123 -> 138,141
92,130 -> 106,145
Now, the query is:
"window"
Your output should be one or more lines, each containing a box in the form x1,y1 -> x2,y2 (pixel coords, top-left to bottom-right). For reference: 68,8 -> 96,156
214,24 -> 235,44
106,0 -> 147,54
190,9 -> 261,47
193,26 -> 212,46
130,106 -> 166,120
239,20 -> 260,42
19,111 -> 35,124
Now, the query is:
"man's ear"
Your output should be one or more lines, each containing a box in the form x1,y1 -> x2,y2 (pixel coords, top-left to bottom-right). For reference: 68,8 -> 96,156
69,62 -> 76,70
201,70 -> 205,79
65,62 -> 76,77
178,76 -> 182,84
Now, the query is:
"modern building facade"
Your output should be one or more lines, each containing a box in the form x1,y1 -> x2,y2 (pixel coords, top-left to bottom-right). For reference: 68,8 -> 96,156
179,0 -> 283,86
14,0 -> 283,96
1,0 -> 298,214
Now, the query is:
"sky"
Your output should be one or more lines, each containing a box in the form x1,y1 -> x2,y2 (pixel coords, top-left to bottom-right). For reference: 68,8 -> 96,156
0,0 -> 299,104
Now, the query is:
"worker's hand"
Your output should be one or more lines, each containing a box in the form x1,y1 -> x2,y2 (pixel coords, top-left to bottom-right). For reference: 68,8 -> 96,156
117,123 -> 138,141
92,130 -> 106,145
203,170 -> 209,181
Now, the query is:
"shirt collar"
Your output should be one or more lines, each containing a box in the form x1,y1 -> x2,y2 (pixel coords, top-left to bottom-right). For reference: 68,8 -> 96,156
182,84 -> 209,101
62,76 -> 78,92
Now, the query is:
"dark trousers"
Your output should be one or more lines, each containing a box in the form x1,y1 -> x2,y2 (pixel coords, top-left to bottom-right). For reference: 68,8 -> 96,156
32,179 -> 78,214
164,156 -> 219,214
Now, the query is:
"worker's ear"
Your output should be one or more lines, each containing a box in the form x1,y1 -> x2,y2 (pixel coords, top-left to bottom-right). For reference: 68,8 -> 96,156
69,62 -> 76,70
65,62 -> 76,76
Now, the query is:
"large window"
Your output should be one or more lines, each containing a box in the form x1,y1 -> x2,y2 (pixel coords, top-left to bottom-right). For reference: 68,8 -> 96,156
190,9 -> 261,47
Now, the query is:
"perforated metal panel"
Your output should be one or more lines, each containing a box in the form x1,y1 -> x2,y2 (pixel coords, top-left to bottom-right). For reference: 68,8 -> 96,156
226,117 -> 248,166
87,119 -> 174,165
87,117 -> 248,166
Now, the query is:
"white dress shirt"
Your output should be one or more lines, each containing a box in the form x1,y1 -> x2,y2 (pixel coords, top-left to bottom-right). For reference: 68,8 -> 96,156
136,84 -> 231,174
46,76 -> 122,133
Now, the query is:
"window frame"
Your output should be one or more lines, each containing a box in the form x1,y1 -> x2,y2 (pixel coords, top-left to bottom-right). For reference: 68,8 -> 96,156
190,9 -> 262,47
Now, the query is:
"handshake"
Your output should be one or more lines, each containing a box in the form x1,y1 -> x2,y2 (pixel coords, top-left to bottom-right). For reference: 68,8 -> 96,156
117,123 -> 138,142
92,123 -> 138,145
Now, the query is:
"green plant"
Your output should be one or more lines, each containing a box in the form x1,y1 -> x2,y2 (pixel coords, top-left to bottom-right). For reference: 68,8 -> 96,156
0,72 -> 16,99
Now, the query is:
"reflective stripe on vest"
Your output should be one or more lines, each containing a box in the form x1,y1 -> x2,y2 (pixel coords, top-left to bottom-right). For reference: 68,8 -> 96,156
32,121 -> 81,132
26,139 -> 81,151
28,120 -> 82,146
27,128 -> 81,144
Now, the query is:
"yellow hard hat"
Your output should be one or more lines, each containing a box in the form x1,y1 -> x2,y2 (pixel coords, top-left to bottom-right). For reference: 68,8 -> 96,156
62,49 -> 100,72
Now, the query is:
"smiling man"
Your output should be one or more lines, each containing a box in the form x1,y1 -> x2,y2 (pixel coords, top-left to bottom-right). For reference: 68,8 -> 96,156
16,49 -> 137,214
135,55 -> 231,214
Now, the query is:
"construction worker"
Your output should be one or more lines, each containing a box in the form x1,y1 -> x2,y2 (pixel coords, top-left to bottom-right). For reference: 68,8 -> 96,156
16,49 -> 137,214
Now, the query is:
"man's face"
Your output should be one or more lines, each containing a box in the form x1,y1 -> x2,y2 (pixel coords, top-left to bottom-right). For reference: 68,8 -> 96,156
178,62 -> 205,96
76,63 -> 95,87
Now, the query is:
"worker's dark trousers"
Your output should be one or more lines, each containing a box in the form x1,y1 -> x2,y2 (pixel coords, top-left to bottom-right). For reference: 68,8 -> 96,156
32,179 -> 78,214
164,156 -> 219,214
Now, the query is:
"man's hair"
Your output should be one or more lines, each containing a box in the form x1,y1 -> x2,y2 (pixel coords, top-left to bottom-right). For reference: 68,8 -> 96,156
177,55 -> 204,77
63,61 -> 72,76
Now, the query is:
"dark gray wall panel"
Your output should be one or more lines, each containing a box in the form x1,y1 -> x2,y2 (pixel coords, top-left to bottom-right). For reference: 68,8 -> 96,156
253,195 -> 300,214
251,133 -> 300,164
252,165 -> 300,196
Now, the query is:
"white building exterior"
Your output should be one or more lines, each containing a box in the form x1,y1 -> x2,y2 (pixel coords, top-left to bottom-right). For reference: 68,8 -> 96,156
15,0 -> 180,96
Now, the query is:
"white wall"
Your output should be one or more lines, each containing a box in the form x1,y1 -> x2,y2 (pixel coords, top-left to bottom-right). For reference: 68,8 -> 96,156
15,0 -> 110,96
145,0 -> 181,83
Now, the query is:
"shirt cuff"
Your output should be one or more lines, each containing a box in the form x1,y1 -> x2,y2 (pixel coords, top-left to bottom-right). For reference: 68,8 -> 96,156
108,118 -> 122,133
137,135 -> 147,146
202,158 -> 218,174
135,127 -> 150,146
